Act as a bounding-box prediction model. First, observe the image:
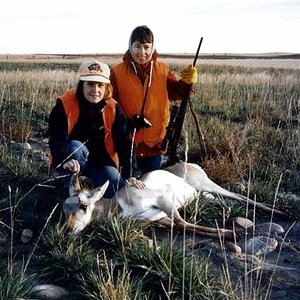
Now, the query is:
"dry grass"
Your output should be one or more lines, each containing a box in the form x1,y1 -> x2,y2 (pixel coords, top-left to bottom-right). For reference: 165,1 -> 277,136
0,55 -> 300,299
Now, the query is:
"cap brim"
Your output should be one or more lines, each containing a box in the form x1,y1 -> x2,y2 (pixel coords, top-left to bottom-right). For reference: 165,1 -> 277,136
79,75 -> 110,83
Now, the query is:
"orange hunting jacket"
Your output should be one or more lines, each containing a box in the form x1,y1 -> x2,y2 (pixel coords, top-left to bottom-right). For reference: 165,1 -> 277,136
112,61 -> 170,157
52,90 -> 119,169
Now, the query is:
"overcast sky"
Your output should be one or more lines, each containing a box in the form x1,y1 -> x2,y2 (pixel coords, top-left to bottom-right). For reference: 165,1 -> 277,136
1,0 -> 299,54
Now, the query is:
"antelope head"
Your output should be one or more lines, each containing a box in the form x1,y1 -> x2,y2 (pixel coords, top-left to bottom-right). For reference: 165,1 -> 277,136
63,173 -> 109,234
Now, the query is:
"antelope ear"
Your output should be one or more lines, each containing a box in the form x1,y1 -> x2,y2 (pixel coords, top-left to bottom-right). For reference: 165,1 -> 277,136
69,173 -> 81,196
88,180 -> 110,203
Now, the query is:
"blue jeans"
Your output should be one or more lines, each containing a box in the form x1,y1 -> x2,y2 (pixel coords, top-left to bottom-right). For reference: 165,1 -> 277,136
137,155 -> 162,174
68,140 -> 125,198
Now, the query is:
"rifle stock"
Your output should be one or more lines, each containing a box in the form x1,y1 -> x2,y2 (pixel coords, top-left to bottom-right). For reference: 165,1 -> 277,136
165,37 -> 203,166
167,86 -> 191,164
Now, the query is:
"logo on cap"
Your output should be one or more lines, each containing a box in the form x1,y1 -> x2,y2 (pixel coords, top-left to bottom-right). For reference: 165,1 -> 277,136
88,63 -> 103,73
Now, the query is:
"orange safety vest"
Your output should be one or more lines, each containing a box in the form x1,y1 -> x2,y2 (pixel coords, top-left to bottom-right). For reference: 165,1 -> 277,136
112,61 -> 170,151
49,90 -> 119,169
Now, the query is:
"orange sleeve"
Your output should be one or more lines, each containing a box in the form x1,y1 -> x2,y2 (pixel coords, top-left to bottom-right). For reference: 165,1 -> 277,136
166,70 -> 188,101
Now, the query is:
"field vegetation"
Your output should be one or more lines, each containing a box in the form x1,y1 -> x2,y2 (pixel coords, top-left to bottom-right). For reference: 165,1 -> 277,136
0,54 -> 300,299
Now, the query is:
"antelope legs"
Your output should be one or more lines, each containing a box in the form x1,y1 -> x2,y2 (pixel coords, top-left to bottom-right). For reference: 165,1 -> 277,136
156,214 -> 235,241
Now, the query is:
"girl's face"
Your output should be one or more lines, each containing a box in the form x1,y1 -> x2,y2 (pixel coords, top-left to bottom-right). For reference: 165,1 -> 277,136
131,41 -> 153,65
83,81 -> 106,103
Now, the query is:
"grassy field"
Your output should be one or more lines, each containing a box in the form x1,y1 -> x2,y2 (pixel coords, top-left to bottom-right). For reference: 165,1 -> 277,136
0,54 -> 300,299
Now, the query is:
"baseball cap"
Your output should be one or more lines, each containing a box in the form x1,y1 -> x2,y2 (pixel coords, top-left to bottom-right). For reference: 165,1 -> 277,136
78,60 -> 110,83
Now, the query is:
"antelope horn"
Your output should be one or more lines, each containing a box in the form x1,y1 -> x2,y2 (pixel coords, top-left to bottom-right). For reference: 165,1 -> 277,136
69,173 -> 81,196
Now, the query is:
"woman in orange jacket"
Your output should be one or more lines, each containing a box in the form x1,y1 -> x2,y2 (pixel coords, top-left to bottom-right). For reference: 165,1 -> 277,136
49,60 -> 144,198
110,25 -> 198,174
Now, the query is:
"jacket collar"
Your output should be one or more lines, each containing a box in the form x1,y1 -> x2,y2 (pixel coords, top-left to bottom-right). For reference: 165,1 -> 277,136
123,50 -> 158,87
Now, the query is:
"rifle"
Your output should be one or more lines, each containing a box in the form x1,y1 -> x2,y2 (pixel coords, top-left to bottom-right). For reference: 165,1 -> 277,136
163,37 -> 204,166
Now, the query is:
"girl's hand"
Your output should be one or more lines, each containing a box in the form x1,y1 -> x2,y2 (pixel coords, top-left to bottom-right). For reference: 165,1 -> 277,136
63,159 -> 80,173
126,177 -> 146,189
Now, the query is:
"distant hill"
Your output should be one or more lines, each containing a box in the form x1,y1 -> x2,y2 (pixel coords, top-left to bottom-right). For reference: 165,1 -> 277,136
159,53 -> 300,60
1,52 -> 300,61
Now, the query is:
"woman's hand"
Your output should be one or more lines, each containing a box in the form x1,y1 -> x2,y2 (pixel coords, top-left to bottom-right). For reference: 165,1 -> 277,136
63,159 -> 81,173
180,64 -> 198,84
126,177 -> 146,189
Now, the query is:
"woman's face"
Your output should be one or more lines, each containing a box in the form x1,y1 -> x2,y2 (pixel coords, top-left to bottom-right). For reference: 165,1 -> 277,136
131,41 -> 153,65
83,81 -> 106,104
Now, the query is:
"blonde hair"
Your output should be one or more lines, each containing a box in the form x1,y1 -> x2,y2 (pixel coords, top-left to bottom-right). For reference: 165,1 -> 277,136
104,83 -> 113,100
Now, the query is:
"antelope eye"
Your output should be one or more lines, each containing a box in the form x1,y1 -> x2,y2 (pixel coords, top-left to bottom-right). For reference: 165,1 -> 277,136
79,203 -> 88,212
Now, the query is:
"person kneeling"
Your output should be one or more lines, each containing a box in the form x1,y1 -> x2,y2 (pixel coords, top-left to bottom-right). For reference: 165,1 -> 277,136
48,60 -> 145,198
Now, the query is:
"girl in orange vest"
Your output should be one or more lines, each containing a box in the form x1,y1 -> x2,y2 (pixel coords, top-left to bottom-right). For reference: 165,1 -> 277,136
110,25 -> 198,174
49,60 -> 144,198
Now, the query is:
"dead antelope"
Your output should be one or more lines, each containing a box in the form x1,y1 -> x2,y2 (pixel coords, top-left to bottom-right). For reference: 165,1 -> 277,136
63,177 -> 109,235
63,162 -> 283,239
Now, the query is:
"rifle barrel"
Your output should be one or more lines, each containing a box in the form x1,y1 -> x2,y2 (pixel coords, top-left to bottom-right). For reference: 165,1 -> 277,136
193,37 -> 203,67
165,37 -> 204,166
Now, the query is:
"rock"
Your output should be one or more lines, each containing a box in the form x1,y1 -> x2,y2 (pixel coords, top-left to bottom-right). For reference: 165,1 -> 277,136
31,284 -> 68,299
232,217 -> 254,229
20,229 -> 33,244
221,182 -> 246,193
245,236 -> 278,256
226,241 -> 242,255
201,191 -> 218,201
10,141 -> 32,157
256,222 -> 285,236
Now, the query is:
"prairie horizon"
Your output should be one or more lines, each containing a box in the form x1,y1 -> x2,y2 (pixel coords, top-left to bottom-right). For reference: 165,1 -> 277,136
1,52 -> 300,70
1,52 -> 300,59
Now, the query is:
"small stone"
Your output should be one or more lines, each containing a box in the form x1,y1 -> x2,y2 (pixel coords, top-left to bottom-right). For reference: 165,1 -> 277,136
226,241 -> 242,255
256,222 -> 285,236
11,141 -> 32,152
20,229 -> 33,244
245,236 -> 278,256
31,284 -> 68,299
232,217 -> 254,229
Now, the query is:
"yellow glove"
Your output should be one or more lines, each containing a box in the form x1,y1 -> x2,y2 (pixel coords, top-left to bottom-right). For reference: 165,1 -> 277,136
180,64 -> 198,84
